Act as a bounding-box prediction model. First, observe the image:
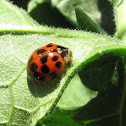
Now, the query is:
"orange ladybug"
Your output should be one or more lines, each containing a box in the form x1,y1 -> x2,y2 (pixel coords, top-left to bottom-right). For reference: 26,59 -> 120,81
27,43 -> 72,81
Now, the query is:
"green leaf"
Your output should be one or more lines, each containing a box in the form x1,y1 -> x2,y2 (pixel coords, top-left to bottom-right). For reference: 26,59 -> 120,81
0,0 -> 126,126
114,0 -> 126,41
28,0 -> 115,34
79,53 -> 119,91
109,0 -> 123,6
27,0 -> 74,28
57,74 -> 97,110
75,6 -> 106,34
74,59 -> 125,126
0,0 -> 38,26
39,107 -> 81,126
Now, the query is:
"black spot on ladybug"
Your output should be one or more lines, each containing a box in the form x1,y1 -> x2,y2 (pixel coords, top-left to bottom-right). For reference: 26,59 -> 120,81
55,62 -> 62,68
30,63 -> 38,72
40,55 -> 48,63
47,44 -> 53,47
37,49 -> 46,54
28,55 -> 33,63
57,46 -> 66,50
50,71 -> 58,78
34,72 -> 45,80
41,65 -> 49,73
60,51 -> 68,58
52,56 -> 59,61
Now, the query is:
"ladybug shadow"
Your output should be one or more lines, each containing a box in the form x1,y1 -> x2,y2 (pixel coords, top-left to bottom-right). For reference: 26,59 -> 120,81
27,76 -> 61,98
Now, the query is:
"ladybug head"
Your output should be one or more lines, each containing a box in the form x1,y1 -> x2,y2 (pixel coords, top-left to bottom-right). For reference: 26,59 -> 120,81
57,45 -> 72,63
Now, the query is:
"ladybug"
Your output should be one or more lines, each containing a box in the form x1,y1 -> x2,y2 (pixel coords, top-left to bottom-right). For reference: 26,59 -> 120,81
27,43 -> 72,81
